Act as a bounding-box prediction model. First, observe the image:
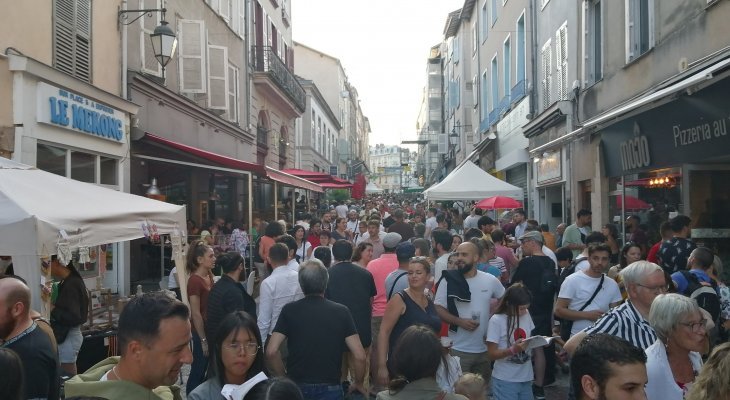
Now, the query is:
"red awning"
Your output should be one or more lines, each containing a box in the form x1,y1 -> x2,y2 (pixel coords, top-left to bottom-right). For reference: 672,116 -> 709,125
265,167 -> 323,193
144,133 -> 265,175
320,182 -> 353,189
282,168 -> 353,188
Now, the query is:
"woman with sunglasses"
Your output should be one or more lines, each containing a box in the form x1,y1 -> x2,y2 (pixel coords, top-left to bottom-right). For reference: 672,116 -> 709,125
189,311 -> 267,400
645,294 -> 705,400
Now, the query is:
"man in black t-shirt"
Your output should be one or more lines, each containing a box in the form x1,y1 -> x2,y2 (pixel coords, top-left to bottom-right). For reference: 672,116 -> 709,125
326,240 -> 377,385
511,230 -> 558,393
0,276 -> 60,400
267,258 -> 367,398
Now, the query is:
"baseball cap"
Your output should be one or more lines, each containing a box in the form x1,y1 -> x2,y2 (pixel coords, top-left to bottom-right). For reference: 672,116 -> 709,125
382,232 -> 403,249
395,241 -> 416,260
519,231 -> 544,244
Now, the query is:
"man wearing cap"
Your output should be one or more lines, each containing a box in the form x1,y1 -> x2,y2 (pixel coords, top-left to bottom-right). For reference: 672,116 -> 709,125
365,232 -> 402,393
477,216 -> 497,242
384,242 -> 416,300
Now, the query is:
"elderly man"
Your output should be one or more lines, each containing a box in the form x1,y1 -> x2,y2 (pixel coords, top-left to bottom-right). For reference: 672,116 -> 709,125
0,276 -> 60,399
564,261 -> 666,354
65,292 -> 193,399
267,259 -> 367,399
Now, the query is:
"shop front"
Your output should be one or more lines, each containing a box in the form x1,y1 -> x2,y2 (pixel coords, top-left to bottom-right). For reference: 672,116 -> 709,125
7,55 -> 138,295
534,150 -> 565,232
600,74 -> 730,268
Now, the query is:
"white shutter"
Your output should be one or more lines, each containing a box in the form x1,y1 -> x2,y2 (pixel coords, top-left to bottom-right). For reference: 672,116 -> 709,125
219,0 -> 230,22
556,23 -> 568,100
541,40 -> 552,109
208,45 -> 229,110
231,0 -> 239,34
209,0 -> 220,13
238,0 -> 246,37
437,134 -> 448,154
471,75 -> 478,108
227,63 -> 239,122
140,0 -> 162,76
179,20 -> 207,93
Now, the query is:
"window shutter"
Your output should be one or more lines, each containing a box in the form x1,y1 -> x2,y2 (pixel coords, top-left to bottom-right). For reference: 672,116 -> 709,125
74,0 -> 91,81
541,40 -> 552,109
231,0 -> 239,34
140,0 -> 162,76
437,134 -> 448,154
208,45 -> 229,110
227,63 -> 239,122
209,0 -> 220,13
53,0 -> 91,82
219,0 -> 230,22
179,20 -> 207,93
238,0 -> 246,37
471,75 -> 478,108
555,24 -> 568,100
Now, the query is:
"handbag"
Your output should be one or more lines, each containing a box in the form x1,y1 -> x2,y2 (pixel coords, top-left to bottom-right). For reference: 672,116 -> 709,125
52,323 -> 71,344
560,274 -> 604,341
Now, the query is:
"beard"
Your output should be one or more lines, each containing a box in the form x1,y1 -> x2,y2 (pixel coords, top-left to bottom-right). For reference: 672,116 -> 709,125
457,262 -> 474,274
0,317 -> 17,340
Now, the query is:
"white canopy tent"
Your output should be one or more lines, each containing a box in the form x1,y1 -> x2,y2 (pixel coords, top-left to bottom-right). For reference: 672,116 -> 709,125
0,157 -> 187,311
423,161 -> 523,201
365,182 -> 384,194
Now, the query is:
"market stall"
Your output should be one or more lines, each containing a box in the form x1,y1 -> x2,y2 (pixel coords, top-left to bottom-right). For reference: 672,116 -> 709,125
0,157 -> 187,314
423,161 -> 523,201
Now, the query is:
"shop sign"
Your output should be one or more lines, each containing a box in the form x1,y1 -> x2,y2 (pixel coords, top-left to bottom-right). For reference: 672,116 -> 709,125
537,150 -> 562,184
36,82 -> 126,143
601,76 -> 730,177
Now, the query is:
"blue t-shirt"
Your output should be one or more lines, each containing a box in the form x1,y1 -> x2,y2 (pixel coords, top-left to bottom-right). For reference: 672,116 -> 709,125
477,262 -> 501,279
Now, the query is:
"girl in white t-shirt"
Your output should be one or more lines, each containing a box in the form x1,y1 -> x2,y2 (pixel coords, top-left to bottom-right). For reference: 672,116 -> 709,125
486,283 -> 535,400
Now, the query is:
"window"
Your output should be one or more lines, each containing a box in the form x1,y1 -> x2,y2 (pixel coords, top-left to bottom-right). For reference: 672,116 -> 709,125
219,0 -> 230,22
71,152 -> 95,183
208,45 -> 229,110
53,0 -> 91,82
480,69 -> 489,120
584,1 -> 603,85
516,13 -> 526,82
472,74 -> 479,109
310,110 -> 315,146
491,56 -> 499,111
227,63 -> 239,123
317,117 -> 322,153
452,36 -> 460,64
231,0 -> 245,36
541,40 -> 553,109
491,0 -> 498,25
503,36 -> 511,99
37,143 -> 119,187
472,23 -> 478,54
555,23 -> 568,100
625,0 -> 653,63
100,156 -> 118,185
139,0 -> 162,76
179,20 -> 207,93
481,1 -> 489,42
541,0 -> 551,9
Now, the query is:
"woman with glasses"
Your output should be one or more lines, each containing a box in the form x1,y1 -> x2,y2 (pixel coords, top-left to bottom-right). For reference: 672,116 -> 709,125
377,257 -> 441,386
645,293 -> 705,400
189,311 -> 267,400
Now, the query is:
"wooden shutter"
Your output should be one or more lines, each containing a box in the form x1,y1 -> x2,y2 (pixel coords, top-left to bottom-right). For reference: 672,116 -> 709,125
438,134 -> 448,154
140,0 -> 162,76
53,0 -> 91,82
179,20 -> 206,93
227,63 -> 239,122
556,24 -> 568,100
208,45 -> 229,110
541,40 -> 552,109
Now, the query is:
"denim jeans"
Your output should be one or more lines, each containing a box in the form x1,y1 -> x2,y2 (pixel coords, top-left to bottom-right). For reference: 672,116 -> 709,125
492,377 -> 533,400
297,383 -> 344,400
186,331 -> 208,394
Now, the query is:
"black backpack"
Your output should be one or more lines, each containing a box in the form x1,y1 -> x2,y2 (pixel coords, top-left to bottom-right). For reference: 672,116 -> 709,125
252,236 -> 264,263
557,256 -> 586,291
679,270 -> 720,322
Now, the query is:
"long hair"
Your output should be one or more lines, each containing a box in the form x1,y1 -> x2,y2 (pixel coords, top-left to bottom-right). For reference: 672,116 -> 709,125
0,348 -> 23,400
212,311 -> 267,386
388,325 -> 443,393
186,239 -> 212,275
686,342 -> 730,400
352,242 -> 373,263
619,242 -> 642,269
494,283 -> 532,345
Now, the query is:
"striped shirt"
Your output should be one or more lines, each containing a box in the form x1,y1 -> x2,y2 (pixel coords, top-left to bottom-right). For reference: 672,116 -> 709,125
583,300 -> 657,350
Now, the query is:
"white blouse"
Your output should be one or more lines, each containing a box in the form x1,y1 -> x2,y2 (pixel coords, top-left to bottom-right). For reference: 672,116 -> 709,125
645,339 -> 703,400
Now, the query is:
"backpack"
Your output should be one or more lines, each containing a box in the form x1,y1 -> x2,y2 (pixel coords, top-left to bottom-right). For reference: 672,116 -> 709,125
679,270 -> 721,322
557,256 -> 586,292
252,236 -> 264,263
540,259 -> 559,295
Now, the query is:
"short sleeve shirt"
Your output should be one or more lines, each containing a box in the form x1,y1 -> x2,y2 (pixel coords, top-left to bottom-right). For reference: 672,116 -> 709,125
187,274 -> 211,322
558,271 -> 622,336
658,237 -> 697,273
487,313 -> 535,383
326,262 -> 378,347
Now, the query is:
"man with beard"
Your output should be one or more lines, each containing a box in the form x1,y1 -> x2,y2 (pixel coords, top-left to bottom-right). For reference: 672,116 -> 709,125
0,276 -> 59,399
206,252 -> 257,342
571,333 -> 648,400
65,292 -> 193,399
435,242 -> 505,385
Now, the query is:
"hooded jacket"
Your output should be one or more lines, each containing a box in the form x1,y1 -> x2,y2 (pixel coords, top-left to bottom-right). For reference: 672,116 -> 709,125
64,356 -> 182,400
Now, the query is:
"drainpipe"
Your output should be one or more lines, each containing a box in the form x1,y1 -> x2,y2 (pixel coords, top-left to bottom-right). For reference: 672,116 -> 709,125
244,0 -> 252,135
121,0 -> 128,100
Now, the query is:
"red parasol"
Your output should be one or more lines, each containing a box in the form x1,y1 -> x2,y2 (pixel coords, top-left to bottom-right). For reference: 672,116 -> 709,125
615,195 -> 650,210
475,196 -> 523,210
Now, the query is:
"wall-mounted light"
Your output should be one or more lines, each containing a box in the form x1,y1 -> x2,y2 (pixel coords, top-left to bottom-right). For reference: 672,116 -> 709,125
119,8 -> 177,78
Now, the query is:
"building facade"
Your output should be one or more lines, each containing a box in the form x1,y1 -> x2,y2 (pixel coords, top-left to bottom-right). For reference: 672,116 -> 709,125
369,144 -> 407,193
295,78 -> 342,173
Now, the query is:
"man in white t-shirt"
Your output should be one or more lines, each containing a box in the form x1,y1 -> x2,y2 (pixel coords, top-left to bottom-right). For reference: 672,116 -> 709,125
424,208 -> 438,240
432,228 -> 454,284
435,242 -> 505,384
335,200 -> 349,219
555,243 -> 622,338
572,231 -> 608,273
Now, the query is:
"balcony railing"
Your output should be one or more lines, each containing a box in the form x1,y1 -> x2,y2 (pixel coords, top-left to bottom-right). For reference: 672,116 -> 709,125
511,79 -> 527,105
488,108 -> 500,127
251,46 -> 306,112
499,95 -> 511,116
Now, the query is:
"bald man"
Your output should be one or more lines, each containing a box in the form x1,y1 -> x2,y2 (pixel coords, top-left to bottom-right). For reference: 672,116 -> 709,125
434,242 -> 505,385
0,276 -> 60,399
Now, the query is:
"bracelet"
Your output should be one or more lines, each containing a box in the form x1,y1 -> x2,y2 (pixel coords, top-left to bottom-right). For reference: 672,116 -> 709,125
201,338 -> 207,343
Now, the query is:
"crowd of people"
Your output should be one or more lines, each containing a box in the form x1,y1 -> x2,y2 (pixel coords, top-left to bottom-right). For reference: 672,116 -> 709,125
1,196 -> 730,400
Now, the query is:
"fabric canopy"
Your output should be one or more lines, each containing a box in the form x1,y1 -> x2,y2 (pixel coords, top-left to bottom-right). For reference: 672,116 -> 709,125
615,195 -> 651,210
476,196 -> 523,210
0,157 -> 187,310
423,161 -> 523,200
366,182 -> 384,194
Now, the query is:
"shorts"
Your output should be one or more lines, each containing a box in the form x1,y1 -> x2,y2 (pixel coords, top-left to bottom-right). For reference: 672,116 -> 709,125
58,325 -> 84,363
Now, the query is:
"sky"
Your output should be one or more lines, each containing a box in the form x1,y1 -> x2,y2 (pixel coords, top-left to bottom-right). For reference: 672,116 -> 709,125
291,0 -> 463,147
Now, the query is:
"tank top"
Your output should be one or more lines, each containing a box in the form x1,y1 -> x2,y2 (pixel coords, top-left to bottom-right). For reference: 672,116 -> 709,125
388,289 -> 441,358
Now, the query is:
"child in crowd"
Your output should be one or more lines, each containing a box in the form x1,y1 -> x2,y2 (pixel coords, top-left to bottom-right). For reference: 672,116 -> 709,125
454,373 -> 487,400
486,283 -> 535,400
436,338 -> 463,393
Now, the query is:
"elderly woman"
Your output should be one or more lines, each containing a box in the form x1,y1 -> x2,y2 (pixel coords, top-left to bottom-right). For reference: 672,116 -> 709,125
646,293 -> 705,400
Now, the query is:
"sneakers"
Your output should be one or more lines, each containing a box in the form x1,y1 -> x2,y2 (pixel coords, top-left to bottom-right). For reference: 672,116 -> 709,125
532,384 -> 546,400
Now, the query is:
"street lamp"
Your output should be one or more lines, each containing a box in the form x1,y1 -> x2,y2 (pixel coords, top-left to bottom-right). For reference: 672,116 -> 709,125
119,8 -> 178,78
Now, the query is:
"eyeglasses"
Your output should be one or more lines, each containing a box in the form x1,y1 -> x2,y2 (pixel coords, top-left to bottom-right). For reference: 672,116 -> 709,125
410,256 -> 429,262
678,319 -> 707,333
636,283 -> 669,294
223,342 -> 260,356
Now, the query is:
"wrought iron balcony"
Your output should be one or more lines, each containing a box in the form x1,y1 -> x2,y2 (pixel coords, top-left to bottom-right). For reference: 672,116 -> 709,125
251,46 -> 305,112
511,79 -> 527,105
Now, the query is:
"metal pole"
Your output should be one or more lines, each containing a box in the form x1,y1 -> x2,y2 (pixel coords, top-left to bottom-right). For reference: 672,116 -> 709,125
274,182 -> 278,221
620,175 -> 626,247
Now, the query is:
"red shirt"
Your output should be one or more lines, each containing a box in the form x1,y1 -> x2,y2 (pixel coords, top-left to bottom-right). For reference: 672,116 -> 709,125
307,234 -> 321,248
647,241 -> 661,263
187,274 -> 211,321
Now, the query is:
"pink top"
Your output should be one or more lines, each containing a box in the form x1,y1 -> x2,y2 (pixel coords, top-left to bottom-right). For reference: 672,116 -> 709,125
495,244 -> 517,275
366,254 -> 399,317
